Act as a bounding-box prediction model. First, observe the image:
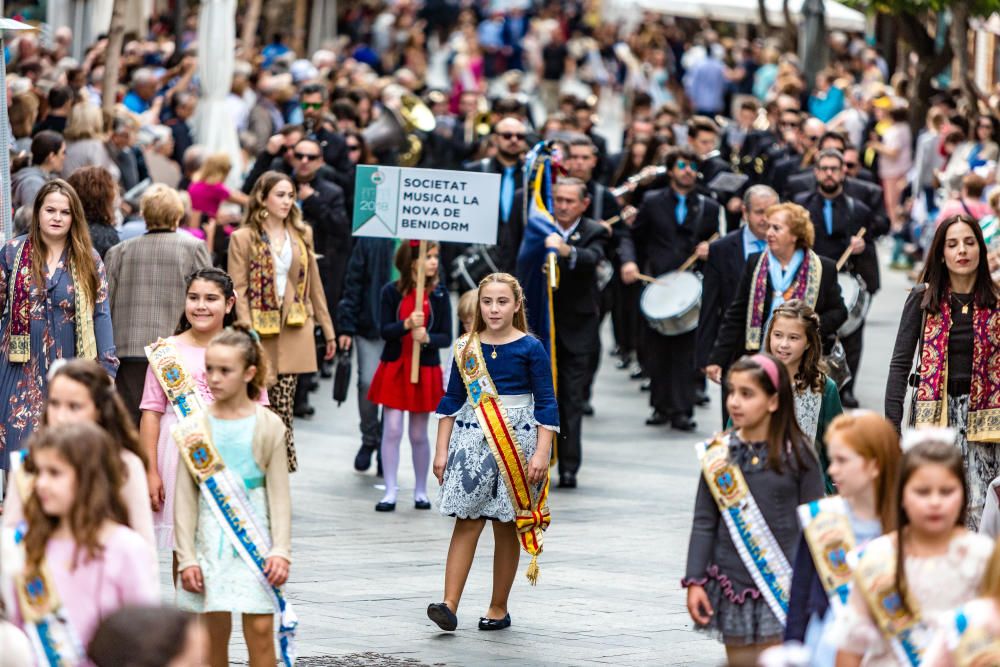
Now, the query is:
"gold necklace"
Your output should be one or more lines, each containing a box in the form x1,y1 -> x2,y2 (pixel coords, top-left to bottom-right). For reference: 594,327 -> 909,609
491,344 -> 498,360
953,293 -> 973,315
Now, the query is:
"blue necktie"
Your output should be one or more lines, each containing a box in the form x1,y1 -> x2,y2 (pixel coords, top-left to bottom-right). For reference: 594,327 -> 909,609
500,166 -> 515,223
676,195 -> 687,224
823,199 -> 833,235
754,239 -> 767,253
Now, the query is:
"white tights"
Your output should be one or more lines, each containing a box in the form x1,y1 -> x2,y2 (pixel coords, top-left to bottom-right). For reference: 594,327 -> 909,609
379,408 -> 431,504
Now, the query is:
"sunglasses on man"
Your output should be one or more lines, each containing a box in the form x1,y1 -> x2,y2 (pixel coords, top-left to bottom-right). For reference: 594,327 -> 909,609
294,152 -> 321,162
300,101 -> 323,111
497,132 -> 526,141
674,160 -> 698,171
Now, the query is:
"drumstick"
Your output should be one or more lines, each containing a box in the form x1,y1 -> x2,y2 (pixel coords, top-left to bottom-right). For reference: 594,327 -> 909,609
836,228 -> 867,271
636,273 -> 665,284
677,233 -> 721,272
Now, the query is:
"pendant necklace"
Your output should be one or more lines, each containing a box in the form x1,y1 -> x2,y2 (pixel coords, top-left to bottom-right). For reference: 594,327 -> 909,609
954,293 -> 973,315
491,344 -> 498,360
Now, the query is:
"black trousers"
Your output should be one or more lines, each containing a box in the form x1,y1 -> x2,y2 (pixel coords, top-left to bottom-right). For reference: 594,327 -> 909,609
841,321 -> 864,394
556,341 -> 590,476
116,357 -> 148,428
611,278 -> 642,357
643,324 -> 696,418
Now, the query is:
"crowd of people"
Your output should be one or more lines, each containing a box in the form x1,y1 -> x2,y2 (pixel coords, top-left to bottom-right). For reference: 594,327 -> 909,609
2,1 -> 1000,665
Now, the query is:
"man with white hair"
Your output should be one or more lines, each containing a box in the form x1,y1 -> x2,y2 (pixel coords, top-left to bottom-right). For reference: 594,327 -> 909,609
141,125 -> 181,188
124,67 -> 159,115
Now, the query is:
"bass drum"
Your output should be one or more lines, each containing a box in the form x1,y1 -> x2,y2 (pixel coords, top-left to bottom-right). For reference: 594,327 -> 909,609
824,339 -> 852,390
450,245 -> 500,292
837,272 -> 871,338
640,272 -> 703,336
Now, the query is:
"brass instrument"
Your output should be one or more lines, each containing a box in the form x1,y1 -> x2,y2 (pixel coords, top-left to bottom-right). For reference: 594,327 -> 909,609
362,93 -> 436,167
609,166 -> 667,198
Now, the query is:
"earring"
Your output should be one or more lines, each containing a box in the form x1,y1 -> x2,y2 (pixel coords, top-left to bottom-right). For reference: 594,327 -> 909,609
256,208 -> 268,224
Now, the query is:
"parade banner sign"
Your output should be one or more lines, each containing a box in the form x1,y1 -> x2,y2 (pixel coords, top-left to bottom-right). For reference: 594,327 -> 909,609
352,166 -> 500,244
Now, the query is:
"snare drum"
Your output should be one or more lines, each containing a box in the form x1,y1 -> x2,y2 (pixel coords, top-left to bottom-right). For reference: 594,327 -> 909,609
640,272 -> 703,336
823,339 -> 852,390
837,272 -> 871,338
450,245 -> 500,292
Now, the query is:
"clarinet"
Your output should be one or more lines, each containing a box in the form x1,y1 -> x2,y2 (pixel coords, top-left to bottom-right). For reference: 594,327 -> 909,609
609,166 -> 667,198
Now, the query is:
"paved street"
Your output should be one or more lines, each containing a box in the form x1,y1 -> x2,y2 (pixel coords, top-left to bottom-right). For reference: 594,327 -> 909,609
160,246 -> 910,666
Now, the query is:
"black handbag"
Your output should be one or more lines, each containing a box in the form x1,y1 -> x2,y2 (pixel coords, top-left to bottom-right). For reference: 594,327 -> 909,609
332,350 -> 352,406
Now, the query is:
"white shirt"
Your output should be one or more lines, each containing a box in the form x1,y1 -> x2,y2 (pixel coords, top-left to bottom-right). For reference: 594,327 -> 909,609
272,237 -> 293,302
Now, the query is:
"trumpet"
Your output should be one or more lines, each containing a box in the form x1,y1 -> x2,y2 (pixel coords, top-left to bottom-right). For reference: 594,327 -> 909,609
609,166 -> 667,198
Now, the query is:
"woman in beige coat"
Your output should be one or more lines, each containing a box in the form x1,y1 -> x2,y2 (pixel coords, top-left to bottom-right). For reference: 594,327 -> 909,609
229,171 -> 336,471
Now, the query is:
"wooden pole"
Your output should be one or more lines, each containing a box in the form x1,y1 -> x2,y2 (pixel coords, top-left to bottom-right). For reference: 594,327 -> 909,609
241,0 -> 263,53
102,0 -> 128,116
410,240 -> 427,383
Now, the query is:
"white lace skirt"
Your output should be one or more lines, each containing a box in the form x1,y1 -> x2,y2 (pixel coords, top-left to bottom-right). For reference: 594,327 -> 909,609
437,399 -> 548,522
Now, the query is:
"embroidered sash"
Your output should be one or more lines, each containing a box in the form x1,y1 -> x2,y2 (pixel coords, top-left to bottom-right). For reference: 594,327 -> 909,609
5,239 -> 97,363
4,452 -> 85,667
914,295 -> 1000,441
797,497 -> 856,610
145,337 -> 207,420
745,249 -> 822,351
853,535 -> 930,666
695,435 -> 793,625
249,232 -> 309,336
950,605 -> 1000,667
454,332 -> 551,585
172,415 -> 298,667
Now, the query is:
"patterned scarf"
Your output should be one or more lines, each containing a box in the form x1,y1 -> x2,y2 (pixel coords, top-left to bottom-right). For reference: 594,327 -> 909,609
6,239 -> 96,363
745,249 -> 823,351
915,294 -> 1000,441
248,232 -> 309,337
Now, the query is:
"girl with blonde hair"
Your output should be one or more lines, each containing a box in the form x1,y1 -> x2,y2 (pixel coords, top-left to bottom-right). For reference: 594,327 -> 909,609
188,152 -> 248,221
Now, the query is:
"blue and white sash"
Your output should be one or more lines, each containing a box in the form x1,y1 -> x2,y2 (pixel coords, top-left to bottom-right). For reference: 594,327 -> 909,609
145,337 -> 208,419
4,451 -> 85,667
695,435 -> 793,625
797,497 -> 856,611
172,415 -> 297,667
853,535 -> 931,666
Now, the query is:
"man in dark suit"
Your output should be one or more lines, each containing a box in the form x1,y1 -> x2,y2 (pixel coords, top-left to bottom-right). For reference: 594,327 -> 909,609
619,147 -> 721,431
697,185 -> 778,424
794,149 -> 872,408
459,117 -> 527,273
545,177 -> 609,489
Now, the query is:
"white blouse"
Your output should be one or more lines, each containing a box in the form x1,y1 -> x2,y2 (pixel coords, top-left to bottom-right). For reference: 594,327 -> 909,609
271,236 -> 293,303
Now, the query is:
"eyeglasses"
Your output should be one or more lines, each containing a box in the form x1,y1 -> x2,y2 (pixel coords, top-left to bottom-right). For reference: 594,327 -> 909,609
294,152 -> 321,161
844,162 -> 858,169
497,132 -> 526,140
300,101 -> 323,111
675,160 -> 698,171
779,121 -> 800,129
816,165 -> 841,172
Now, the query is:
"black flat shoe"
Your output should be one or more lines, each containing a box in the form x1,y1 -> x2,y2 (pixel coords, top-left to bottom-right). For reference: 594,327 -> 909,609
354,444 -> 376,472
414,499 -> 431,510
427,603 -> 457,631
375,501 -> 396,512
478,613 -> 511,631
293,405 -> 315,418
671,416 -> 697,432
640,379 -> 651,392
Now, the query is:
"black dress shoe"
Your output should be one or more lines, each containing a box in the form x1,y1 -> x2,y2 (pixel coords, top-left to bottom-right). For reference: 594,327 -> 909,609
375,501 -> 396,512
645,410 -> 669,426
640,379 -> 651,392
614,357 -> 631,370
478,613 -> 511,631
582,402 -> 594,416
630,367 -> 647,380
671,416 -> 697,432
354,445 -> 376,472
558,472 -> 577,488
427,603 -> 457,631
841,390 -> 859,409
694,390 -> 710,407
308,378 -> 320,392
414,499 -> 432,510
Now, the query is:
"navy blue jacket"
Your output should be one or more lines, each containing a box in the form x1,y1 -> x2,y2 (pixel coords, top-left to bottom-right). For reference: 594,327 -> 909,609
784,533 -> 828,642
378,281 -> 452,365
336,238 -> 395,340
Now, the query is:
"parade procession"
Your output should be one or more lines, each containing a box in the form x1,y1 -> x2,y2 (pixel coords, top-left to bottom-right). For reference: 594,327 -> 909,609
8,0 -> 1000,665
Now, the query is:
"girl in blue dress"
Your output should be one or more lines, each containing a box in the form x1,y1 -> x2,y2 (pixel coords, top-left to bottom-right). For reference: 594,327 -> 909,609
428,273 -> 559,633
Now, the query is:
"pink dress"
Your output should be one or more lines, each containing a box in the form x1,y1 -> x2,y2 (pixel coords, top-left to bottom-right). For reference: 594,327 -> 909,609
140,337 -> 267,550
187,180 -> 231,219
11,524 -> 159,651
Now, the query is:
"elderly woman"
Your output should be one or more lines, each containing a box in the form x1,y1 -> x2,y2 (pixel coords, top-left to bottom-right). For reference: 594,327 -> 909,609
62,102 -> 121,182
104,184 -> 211,422
705,202 -> 847,382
